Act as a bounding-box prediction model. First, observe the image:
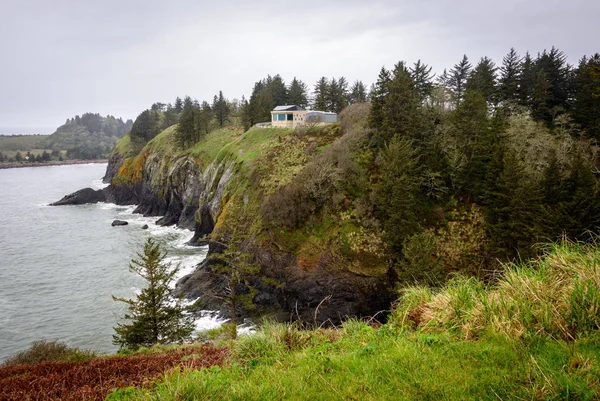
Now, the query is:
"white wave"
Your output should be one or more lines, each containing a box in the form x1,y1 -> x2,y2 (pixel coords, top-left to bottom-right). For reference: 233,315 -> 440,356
91,179 -> 110,190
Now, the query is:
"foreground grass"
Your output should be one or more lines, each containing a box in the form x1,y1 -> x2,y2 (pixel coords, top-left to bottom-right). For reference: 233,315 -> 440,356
109,239 -> 600,400
109,324 -> 599,400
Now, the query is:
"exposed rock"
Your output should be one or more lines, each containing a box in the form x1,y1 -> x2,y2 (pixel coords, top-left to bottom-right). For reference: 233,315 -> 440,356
188,203 -> 215,246
111,220 -> 128,226
50,187 -> 107,206
141,224 -> 149,229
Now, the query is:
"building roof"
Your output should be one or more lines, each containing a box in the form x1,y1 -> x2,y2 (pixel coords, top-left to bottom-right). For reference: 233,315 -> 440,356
272,105 -> 306,111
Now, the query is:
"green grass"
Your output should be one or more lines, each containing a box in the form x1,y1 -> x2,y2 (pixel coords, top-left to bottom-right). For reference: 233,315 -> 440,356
109,321 -> 600,401
107,239 -> 600,400
217,127 -> 293,165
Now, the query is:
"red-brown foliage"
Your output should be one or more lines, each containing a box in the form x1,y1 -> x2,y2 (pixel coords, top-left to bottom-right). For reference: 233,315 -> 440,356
0,344 -> 228,401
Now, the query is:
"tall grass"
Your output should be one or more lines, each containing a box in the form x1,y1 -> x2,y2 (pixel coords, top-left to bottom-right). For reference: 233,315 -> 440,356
391,239 -> 600,341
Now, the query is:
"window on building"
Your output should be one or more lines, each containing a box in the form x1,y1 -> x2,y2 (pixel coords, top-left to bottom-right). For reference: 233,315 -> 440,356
287,114 -> 293,121
278,114 -> 286,121
272,114 -> 276,121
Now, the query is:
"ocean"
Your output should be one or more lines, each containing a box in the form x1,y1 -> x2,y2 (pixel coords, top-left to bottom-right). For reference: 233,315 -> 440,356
0,163 -> 224,361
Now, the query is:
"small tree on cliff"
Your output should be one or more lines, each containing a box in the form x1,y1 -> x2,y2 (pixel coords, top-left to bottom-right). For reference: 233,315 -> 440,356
112,239 -> 194,350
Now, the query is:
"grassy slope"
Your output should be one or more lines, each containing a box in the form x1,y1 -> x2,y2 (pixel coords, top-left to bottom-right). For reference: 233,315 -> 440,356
105,239 -> 600,400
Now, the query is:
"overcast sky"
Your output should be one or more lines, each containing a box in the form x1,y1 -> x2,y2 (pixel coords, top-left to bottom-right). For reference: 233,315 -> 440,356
0,0 -> 598,133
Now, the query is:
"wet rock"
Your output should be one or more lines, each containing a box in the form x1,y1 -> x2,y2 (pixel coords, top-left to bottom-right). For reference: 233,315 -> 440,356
50,187 -> 107,206
111,220 -> 128,226
141,224 -> 149,229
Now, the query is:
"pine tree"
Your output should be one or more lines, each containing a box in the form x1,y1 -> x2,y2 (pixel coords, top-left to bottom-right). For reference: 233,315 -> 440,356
348,80 -> 368,104
375,136 -> 423,253
572,54 -> 600,139
466,57 -> 497,104
410,60 -> 434,102
176,96 -> 196,148
486,151 -> 545,260
448,55 -> 472,107
270,75 -> 288,106
313,77 -> 329,111
518,52 -> 536,108
240,96 -> 252,131
287,77 -> 308,108
556,153 -> 600,240
498,48 -> 522,103
213,91 -> 230,127
367,67 -> 391,131
174,97 -> 183,113
374,62 -> 421,147
112,239 -> 194,350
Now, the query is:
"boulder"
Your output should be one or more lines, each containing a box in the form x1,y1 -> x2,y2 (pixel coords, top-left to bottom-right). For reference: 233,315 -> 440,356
141,224 -> 149,229
111,220 -> 128,226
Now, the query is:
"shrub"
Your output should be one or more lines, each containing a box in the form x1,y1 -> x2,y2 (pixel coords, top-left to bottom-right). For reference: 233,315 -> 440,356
2,340 -> 95,366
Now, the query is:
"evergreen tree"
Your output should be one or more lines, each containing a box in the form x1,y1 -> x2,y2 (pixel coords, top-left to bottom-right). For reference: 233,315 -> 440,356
112,239 -> 194,350
368,67 -> 391,132
466,57 -> 497,104
536,47 -> 571,121
270,75 -> 288,106
176,96 -> 196,148
555,153 -> 600,240
518,52 -> 536,108
195,101 -> 214,137
410,60 -> 435,102
486,151 -> 545,260
312,77 -> 329,111
287,77 -> 308,108
213,91 -> 230,127
240,96 -> 252,131
15,151 -> 22,162
130,109 -> 161,142
375,136 -> 423,253
498,48 -> 522,103
374,62 -> 421,147
530,69 -> 552,122
326,77 -> 340,113
448,55 -> 472,107
174,97 -> 183,113
348,80 -> 368,104
572,54 -> 600,139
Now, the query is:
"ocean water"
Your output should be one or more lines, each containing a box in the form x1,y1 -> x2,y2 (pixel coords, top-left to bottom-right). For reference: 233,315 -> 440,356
0,163 -> 226,361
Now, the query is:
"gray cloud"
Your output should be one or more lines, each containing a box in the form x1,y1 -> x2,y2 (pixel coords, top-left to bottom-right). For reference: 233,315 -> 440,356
1,0 -> 598,132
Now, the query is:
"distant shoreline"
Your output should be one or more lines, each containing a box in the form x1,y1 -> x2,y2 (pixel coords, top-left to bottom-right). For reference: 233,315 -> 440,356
0,159 -> 108,170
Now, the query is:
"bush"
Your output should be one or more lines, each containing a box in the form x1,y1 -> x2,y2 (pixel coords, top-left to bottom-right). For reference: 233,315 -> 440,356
2,340 -> 95,366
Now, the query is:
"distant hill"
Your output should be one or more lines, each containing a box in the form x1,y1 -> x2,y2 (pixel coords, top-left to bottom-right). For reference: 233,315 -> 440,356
43,113 -> 133,159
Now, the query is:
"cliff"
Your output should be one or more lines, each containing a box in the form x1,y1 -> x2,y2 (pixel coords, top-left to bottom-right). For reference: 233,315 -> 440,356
55,117 -> 395,324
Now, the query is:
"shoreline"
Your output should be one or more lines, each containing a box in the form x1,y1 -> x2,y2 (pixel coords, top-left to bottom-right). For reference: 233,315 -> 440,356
0,159 -> 108,170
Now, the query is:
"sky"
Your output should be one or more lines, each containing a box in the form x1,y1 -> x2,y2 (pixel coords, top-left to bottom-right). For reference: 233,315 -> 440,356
0,0 -> 598,134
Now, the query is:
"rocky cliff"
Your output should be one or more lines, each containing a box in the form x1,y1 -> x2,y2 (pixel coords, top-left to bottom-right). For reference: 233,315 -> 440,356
53,121 -> 395,324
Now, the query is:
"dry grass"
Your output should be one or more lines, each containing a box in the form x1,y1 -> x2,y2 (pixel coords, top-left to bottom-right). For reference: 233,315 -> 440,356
393,239 -> 600,341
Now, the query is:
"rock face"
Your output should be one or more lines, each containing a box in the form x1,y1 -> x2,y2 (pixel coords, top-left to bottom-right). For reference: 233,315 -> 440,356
55,140 -> 394,325
111,220 -> 128,226
176,241 -> 395,325
50,187 -> 108,206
